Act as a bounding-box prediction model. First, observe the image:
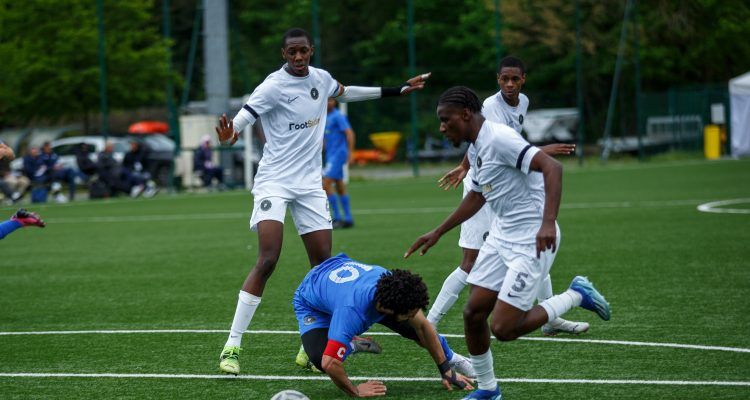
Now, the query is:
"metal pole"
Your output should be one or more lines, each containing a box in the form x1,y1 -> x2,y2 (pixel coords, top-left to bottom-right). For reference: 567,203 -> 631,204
164,0 -> 180,193
601,0 -> 633,162
408,0 -> 419,177
181,0 -> 203,108
632,0 -> 643,160
96,0 -> 109,138
494,0 -> 503,73
575,0 -> 584,165
312,0 -> 321,67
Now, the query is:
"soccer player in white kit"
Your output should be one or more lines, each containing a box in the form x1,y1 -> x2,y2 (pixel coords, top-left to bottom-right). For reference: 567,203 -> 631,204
406,87 -> 610,400
214,28 -> 431,375
427,57 -> 589,337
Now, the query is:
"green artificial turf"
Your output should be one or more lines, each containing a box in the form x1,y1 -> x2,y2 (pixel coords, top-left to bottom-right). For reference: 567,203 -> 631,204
1,158 -> 749,399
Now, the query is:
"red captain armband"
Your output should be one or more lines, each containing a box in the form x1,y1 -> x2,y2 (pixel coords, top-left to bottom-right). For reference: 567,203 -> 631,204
323,339 -> 348,361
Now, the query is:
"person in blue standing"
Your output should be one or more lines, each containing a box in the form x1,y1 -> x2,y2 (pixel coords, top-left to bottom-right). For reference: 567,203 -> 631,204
0,209 -> 45,239
323,98 -> 355,229
294,253 -> 475,397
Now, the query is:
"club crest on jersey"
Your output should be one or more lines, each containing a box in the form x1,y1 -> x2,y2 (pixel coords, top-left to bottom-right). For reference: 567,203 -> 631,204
482,183 -> 492,193
477,156 -> 483,169
260,199 -> 272,211
311,87 -> 319,100
519,114 -> 524,124
303,316 -> 317,325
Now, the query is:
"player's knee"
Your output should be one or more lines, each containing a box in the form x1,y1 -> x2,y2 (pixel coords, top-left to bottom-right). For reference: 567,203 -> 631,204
491,321 -> 518,342
463,305 -> 485,326
254,257 -> 278,279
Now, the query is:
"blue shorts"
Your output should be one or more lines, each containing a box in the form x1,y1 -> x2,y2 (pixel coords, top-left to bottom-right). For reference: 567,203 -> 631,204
323,152 -> 347,180
293,288 -> 332,336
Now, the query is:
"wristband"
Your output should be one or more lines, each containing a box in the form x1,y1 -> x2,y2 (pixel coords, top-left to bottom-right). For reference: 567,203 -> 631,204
437,360 -> 451,375
381,82 -> 410,97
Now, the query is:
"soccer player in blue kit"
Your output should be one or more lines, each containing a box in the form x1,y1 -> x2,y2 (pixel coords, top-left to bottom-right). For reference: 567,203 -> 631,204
294,253 -> 475,397
323,98 -> 355,228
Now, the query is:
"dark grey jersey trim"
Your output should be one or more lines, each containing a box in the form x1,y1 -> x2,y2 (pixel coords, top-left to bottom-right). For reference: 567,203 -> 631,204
243,104 -> 259,119
516,144 -> 532,170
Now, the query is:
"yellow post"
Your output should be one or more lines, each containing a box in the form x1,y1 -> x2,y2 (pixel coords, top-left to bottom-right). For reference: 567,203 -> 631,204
704,125 -> 721,160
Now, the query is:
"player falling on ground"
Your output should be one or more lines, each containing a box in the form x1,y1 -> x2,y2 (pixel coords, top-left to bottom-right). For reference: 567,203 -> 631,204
294,253 -> 474,397
323,98 -> 356,229
0,209 -> 45,240
406,87 -> 610,400
214,27 -> 431,375
427,56 -> 589,337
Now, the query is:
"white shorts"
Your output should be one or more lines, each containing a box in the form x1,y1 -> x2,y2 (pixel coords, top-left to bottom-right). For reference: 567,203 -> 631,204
249,185 -> 332,235
458,182 -> 493,250
466,224 -> 561,311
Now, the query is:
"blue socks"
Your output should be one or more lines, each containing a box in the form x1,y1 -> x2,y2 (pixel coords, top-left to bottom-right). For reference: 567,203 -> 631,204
340,194 -> 353,223
0,220 -> 22,240
438,334 -> 454,361
328,194 -> 341,222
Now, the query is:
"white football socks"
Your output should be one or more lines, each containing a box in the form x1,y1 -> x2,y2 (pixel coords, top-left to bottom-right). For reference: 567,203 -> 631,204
225,290 -> 262,347
471,349 -> 497,391
427,267 -> 469,326
537,274 -> 554,302
539,289 -> 582,323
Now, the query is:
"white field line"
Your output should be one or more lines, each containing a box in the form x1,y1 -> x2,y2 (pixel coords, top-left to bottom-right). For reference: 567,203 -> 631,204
0,372 -> 747,386
697,198 -> 750,214
44,199 -> 713,224
1,329 -> 748,354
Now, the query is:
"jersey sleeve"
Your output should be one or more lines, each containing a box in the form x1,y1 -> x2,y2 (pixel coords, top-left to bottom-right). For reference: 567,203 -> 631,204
494,130 -> 540,175
232,78 -> 279,133
325,306 -> 367,362
322,70 -> 341,98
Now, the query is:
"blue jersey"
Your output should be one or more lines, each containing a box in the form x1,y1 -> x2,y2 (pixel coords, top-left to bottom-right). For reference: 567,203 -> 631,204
324,108 -> 351,158
294,253 -> 386,351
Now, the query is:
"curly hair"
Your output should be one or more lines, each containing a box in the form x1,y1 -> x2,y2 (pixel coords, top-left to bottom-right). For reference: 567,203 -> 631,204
374,269 -> 429,316
437,86 -> 482,114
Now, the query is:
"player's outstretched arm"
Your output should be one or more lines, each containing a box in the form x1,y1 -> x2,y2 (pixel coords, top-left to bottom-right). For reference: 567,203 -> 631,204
541,143 -> 575,156
408,312 -> 474,391
334,73 -> 431,103
404,191 -> 486,258
321,355 -> 387,397
438,153 -> 470,190
215,114 -> 239,146
529,151 -> 562,258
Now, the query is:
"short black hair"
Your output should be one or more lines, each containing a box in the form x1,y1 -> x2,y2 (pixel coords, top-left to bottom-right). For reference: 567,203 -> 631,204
281,28 -> 312,48
374,269 -> 429,316
498,56 -> 525,74
437,86 -> 482,114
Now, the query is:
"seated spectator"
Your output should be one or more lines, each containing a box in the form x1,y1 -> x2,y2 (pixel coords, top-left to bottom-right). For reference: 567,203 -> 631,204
193,135 -> 225,189
96,142 -> 131,197
75,143 -> 98,178
40,141 -> 78,202
0,142 -> 25,203
123,141 -> 157,198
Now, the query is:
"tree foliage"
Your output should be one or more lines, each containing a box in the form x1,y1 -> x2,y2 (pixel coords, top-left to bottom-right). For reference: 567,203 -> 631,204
0,0 -> 170,127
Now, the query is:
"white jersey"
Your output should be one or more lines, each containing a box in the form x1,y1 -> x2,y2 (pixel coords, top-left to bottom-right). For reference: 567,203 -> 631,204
482,91 -> 529,133
233,66 -> 339,195
468,120 -> 543,245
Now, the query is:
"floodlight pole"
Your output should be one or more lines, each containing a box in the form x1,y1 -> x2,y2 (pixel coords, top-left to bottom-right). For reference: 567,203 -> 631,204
632,0 -> 643,161
494,0 -> 503,73
312,0 -> 321,67
601,0 -> 633,163
96,0 -> 109,139
164,0 -> 180,193
575,0 -> 584,165
181,0 -> 203,109
408,0 -> 419,177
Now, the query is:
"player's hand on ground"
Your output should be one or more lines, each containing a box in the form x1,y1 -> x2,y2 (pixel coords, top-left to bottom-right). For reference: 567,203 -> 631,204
541,143 -> 575,156
536,221 -> 557,258
438,164 -> 468,190
404,229 -> 441,258
215,114 -> 239,146
401,72 -> 431,95
356,380 -> 387,397
441,370 -> 474,391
